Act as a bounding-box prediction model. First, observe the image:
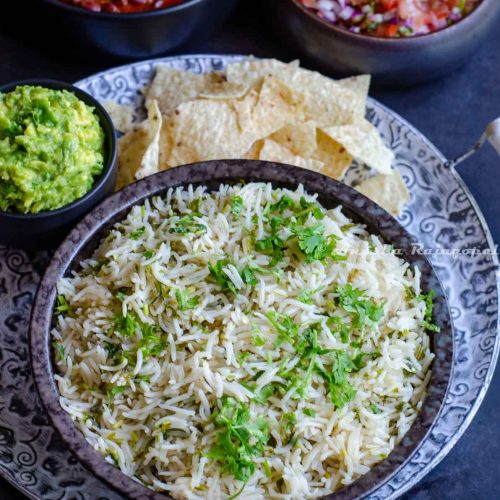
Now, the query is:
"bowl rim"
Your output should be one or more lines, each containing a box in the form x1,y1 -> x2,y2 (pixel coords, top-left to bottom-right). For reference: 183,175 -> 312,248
29,160 -> 454,500
289,0 -> 494,43
40,0 -> 208,18
0,79 -> 117,219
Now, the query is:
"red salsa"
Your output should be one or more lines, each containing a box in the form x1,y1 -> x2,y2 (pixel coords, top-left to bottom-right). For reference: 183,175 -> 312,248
300,1 -> 482,37
61,0 -> 186,13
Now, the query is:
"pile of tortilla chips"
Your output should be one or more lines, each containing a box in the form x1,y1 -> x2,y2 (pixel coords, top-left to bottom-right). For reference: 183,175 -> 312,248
108,59 -> 409,216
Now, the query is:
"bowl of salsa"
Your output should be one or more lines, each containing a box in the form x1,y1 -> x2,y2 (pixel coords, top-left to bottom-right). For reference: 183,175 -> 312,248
60,0 -> 186,14
41,0 -> 239,58
299,0 -> 482,38
271,0 -> 499,86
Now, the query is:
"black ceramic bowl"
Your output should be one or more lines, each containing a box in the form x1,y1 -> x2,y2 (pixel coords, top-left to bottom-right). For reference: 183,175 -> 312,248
0,79 -> 117,251
40,0 -> 240,59
30,160 -> 453,499
270,0 -> 500,87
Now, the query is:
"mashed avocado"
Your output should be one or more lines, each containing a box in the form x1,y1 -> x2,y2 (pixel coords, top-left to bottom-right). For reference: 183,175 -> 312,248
0,86 -> 105,213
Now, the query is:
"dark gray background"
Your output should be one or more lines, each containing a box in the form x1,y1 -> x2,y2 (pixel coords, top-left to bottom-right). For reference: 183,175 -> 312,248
1,1 -> 499,499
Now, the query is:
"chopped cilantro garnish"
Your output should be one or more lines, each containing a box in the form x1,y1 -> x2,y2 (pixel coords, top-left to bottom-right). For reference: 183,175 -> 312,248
143,249 -> 153,259
327,316 -> 350,344
236,351 -> 251,365
230,196 -> 245,218
340,223 -> 356,232
240,266 -> 258,287
296,196 -> 324,223
206,397 -> 269,482
419,289 -> 440,332
297,289 -> 314,304
109,385 -> 127,397
270,195 -> 294,214
315,351 -> 357,409
53,342 -> 65,363
55,295 -> 70,315
265,311 -> 299,347
370,403 -> 382,414
282,412 -> 297,430
208,259 -> 237,294
335,283 -> 384,329
291,223 -> 343,263
250,321 -> 266,346
130,226 -> 146,240
113,311 -> 138,337
262,459 -> 272,479
138,323 -> 166,358
169,214 -> 207,235
255,233 -> 285,264
303,408 -> 316,417
174,288 -> 200,311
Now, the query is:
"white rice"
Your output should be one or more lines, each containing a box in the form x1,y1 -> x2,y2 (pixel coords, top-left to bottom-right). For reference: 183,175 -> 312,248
52,183 -> 434,499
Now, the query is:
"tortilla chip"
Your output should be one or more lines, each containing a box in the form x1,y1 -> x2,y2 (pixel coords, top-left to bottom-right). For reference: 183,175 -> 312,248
355,169 -> 410,216
336,75 -> 371,103
259,139 -> 324,172
145,66 -> 223,116
313,129 -> 353,180
226,58 -> 300,87
103,101 -> 134,134
248,77 -> 305,140
198,81 -> 249,100
134,100 -> 163,181
116,100 -> 164,188
244,140 -> 264,160
167,100 -> 256,166
228,59 -> 365,126
270,121 -> 317,159
321,120 -> 393,174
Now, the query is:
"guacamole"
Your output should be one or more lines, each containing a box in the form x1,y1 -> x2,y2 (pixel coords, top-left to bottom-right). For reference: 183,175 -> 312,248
0,86 -> 105,213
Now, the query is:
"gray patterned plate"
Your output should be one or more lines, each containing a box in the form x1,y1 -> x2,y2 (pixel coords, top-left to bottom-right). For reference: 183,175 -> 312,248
0,54 -> 498,500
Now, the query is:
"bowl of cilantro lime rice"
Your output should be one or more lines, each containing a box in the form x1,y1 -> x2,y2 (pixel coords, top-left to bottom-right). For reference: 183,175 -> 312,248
30,160 -> 453,499
0,79 -> 117,250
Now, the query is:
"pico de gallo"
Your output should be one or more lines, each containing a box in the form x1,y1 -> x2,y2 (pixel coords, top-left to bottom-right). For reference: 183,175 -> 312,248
300,0 -> 481,37
61,0 -> 185,13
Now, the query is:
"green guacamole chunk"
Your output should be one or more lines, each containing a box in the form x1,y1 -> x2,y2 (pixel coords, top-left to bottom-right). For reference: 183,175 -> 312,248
0,86 -> 105,213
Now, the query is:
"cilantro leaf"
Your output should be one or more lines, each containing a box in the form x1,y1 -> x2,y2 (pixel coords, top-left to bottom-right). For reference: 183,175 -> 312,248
297,289 -> 314,304
138,323 -> 166,358
206,397 -> 269,482
240,266 -> 258,287
370,403 -> 382,414
174,288 -> 200,311
291,223 -> 343,262
130,226 -> 145,240
296,196 -> 325,223
335,283 -> 384,329
208,259 -> 238,294
231,196 -> 244,218
270,195 -> 295,214
315,351 -> 357,409
265,311 -> 300,347
327,315 -> 351,344
303,408 -> 316,417
113,311 -> 139,337
169,214 -> 207,235
109,385 -> 127,397
55,295 -> 70,315
418,289 -> 440,333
